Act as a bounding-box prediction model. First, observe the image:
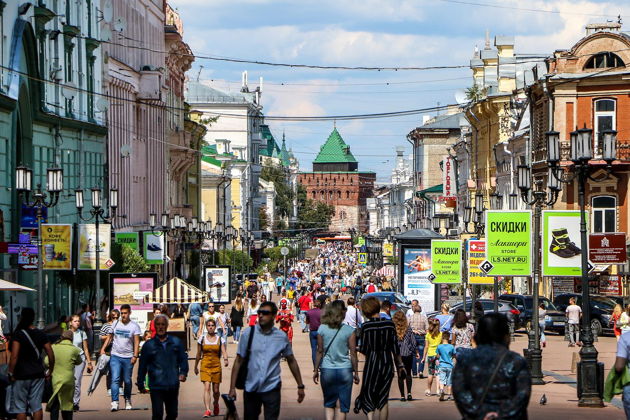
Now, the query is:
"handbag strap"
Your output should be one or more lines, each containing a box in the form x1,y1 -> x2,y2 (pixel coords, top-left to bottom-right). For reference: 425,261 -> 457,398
244,325 -> 255,360
21,329 -> 40,358
478,349 -> 508,408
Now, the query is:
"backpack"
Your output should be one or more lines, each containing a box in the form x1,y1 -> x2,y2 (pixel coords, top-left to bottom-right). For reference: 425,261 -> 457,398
366,284 -> 376,293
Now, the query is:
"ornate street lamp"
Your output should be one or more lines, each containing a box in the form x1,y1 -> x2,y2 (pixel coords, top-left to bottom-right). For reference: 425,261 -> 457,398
76,186 -> 118,323
545,127 -> 617,406
16,166 -> 64,328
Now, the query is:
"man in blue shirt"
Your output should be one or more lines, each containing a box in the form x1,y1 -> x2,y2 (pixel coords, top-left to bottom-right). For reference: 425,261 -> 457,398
137,315 -> 188,419
229,301 -> 305,419
188,301 -> 205,337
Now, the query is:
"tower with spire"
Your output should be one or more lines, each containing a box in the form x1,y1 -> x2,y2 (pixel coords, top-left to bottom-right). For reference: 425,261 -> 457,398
298,127 -> 375,234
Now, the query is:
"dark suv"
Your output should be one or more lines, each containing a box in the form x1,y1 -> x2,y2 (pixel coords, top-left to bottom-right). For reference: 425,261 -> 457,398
500,294 -> 566,334
553,293 -> 615,337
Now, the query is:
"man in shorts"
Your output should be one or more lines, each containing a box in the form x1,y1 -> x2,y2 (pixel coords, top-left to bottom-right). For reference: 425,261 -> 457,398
7,307 -> 55,420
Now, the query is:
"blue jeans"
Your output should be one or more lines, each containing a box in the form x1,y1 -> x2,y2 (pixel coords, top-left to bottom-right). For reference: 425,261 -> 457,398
320,368 -> 353,413
309,330 -> 319,367
110,355 -> 133,402
299,312 -> 309,331
623,384 -> 630,419
412,335 -> 425,376
190,315 -> 201,336
233,326 -> 242,342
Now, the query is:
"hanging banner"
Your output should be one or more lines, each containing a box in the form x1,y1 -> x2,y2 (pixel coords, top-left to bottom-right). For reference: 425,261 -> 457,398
110,272 -> 157,331
468,240 -> 493,284
485,211 -> 532,276
402,248 -> 435,311
143,231 -> 165,265
204,266 -> 231,303
429,240 -> 462,283
78,224 -> 111,270
442,155 -> 456,199
383,243 -> 394,257
542,211 -> 584,277
115,232 -> 140,252
41,224 -> 72,270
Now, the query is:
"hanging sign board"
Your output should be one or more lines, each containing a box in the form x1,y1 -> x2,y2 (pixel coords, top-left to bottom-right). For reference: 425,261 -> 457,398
468,240 -> 493,284
542,211 -> 584,277
41,224 -> 72,270
441,156 -> 456,200
589,233 -> 627,264
429,240 -> 462,283
78,224 -> 111,270
143,231 -> 165,265
115,232 -> 140,252
485,211 -> 532,276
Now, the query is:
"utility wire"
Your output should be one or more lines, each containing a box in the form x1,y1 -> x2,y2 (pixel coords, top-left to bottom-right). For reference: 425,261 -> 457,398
437,0 -> 625,18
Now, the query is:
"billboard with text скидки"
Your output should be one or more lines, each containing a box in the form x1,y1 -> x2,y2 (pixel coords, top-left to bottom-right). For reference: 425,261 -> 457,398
403,248 -> 435,312
485,211 -> 532,276
430,240 -> 462,284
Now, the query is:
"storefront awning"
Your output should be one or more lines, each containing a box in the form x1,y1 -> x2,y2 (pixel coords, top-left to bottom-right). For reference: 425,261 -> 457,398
151,277 -> 209,304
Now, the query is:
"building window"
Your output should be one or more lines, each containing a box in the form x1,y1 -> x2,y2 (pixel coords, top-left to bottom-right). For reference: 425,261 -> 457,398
320,190 -> 325,200
584,52 -> 625,69
337,191 -> 341,199
312,191 -> 316,199
340,211 -> 346,221
346,191 -> 350,199
592,195 -> 615,233
594,99 -> 615,158
329,191 -> 333,200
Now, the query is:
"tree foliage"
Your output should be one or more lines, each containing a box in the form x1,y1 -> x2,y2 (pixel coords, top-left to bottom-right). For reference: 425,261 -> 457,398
217,249 -> 253,272
465,84 -> 487,102
295,184 -> 335,231
260,163 -> 294,219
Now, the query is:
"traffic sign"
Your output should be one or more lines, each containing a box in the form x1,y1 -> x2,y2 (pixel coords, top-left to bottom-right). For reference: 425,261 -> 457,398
427,273 -> 437,282
280,247 -> 289,256
358,253 -> 367,265
479,260 -> 494,274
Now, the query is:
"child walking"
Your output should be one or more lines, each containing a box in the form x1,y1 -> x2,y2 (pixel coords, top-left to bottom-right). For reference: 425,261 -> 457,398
436,332 -> 455,401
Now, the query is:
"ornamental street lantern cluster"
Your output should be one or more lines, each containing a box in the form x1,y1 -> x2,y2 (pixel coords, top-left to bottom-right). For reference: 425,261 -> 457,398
15,165 -> 64,329
519,127 -> 618,407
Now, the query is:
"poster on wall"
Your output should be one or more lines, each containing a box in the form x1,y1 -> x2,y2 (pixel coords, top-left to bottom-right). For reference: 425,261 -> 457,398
485,211 -> 532,276
115,232 -> 140,252
110,272 -> 157,331
402,248 -> 435,312
143,231 -> 165,265
429,240 -> 462,283
542,211 -> 584,277
78,224 -> 111,270
204,266 -> 231,304
41,224 -> 72,270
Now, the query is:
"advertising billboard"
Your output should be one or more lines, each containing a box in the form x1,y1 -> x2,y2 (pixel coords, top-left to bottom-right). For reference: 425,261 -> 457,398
485,211 -> 532,276
542,211 -> 584,277
110,272 -> 157,331
143,231 -> 165,265
41,224 -> 72,270
430,240 -> 462,284
204,266 -> 231,304
402,248 -> 435,312
78,224 -> 111,270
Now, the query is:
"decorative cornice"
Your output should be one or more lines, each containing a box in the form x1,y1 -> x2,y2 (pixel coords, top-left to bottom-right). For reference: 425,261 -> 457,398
85,37 -> 100,55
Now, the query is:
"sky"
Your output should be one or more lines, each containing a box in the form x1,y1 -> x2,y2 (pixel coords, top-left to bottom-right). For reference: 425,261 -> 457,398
169,0 -> 630,182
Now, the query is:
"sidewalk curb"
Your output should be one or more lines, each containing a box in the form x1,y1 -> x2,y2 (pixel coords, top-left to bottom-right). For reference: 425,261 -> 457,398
542,370 -> 623,410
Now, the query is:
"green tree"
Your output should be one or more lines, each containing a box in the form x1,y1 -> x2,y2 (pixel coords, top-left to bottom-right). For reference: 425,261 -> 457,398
217,249 -> 253,272
261,163 -> 294,220
295,184 -> 335,231
263,246 -> 297,272
465,84 -> 487,102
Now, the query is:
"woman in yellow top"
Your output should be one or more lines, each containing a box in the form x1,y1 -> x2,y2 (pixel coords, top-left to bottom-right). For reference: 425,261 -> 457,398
422,318 -> 442,396
194,318 -> 228,418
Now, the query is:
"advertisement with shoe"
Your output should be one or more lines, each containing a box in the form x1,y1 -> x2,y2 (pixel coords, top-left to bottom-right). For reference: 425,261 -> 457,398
143,231 -> 165,264
542,211 -> 585,277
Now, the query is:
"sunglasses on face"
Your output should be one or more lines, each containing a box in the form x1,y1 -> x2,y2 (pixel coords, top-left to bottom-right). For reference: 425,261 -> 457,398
257,310 -> 273,316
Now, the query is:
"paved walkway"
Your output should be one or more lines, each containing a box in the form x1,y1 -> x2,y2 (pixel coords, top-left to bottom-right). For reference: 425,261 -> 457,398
76,326 -> 626,419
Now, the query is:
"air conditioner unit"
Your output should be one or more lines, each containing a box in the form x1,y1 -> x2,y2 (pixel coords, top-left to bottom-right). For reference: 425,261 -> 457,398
448,228 -> 459,237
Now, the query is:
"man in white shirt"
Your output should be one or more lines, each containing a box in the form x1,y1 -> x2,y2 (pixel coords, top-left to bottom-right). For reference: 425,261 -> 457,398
101,304 -> 141,411
343,297 -> 363,329
565,297 -> 582,347
406,300 -> 419,320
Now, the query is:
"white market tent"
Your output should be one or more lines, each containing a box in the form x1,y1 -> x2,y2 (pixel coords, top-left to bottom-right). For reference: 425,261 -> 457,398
150,277 -> 209,304
0,279 -> 35,292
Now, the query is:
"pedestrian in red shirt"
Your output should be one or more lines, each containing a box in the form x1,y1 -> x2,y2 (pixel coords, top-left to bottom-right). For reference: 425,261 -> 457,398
276,300 -> 295,343
297,292 -> 313,333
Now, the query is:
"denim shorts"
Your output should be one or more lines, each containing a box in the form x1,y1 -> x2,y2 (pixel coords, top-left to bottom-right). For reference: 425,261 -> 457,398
7,377 -> 45,414
320,368 -> 354,413
438,366 -> 453,386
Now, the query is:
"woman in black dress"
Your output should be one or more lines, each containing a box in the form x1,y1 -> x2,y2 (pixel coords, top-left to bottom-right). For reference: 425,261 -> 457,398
229,295 -> 245,344
354,297 -> 405,419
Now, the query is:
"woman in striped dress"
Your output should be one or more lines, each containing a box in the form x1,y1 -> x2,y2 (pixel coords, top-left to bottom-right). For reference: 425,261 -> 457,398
354,297 -> 405,419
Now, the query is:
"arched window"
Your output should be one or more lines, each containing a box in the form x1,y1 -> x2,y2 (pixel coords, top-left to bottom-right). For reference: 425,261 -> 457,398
320,190 -> 325,200
329,191 -> 333,200
337,191 -> 341,199
339,211 -> 346,221
346,191 -> 350,199
585,52 -> 625,69
592,195 -> 616,232
594,99 -> 616,158
311,191 -> 316,199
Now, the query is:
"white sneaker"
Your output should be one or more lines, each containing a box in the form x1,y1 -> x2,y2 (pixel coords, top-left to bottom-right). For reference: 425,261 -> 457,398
125,399 -> 132,410
110,401 -> 118,412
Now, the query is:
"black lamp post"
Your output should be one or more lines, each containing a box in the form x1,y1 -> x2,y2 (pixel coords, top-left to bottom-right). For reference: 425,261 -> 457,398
16,166 -> 64,328
76,186 -> 118,322
517,155 -> 561,386
545,127 -> 617,407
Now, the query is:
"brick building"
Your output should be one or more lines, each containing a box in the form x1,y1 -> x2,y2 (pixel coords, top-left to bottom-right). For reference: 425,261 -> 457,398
298,128 -> 376,233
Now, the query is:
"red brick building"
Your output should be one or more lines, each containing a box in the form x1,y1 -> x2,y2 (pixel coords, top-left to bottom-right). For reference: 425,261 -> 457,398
298,128 -> 376,233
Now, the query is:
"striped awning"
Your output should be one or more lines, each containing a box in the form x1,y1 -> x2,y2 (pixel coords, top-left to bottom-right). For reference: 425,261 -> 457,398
151,277 -> 209,304
374,265 -> 395,277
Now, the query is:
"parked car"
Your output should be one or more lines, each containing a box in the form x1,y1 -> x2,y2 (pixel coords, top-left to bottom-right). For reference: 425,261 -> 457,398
427,299 -> 522,329
604,296 -> 630,308
552,293 -> 616,337
499,294 -> 566,334
361,292 -> 411,316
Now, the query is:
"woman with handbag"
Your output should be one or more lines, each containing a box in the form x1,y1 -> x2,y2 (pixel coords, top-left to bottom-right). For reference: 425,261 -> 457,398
46,330 -> 82,420
194,319 -> 228,418
313,300 -> 359,420
452,313 -> 531,420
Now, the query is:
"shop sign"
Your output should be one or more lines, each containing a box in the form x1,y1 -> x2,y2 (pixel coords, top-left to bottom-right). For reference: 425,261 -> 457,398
589,233 -> 627,264
429,240 -> 461,283
542,211 -> 584,277
599,274 -> 622,296
115,232 -> 140,252
485,211 -> 532,276
441,156 -> 456,200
